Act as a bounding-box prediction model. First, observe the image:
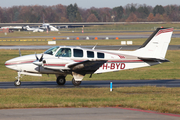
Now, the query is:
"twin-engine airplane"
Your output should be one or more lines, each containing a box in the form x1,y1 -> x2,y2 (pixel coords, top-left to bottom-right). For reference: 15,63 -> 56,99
5,28 -> 173,86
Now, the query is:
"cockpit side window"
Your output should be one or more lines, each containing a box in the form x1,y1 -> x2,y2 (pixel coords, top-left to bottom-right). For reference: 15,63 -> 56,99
55,48 -> 71,57
87,51 -> 94,58
44,46 -> 59,55
74,49 -> 83,57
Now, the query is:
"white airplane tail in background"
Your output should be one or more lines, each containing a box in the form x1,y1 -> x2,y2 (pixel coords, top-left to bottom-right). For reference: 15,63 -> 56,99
132,28 -> 173,60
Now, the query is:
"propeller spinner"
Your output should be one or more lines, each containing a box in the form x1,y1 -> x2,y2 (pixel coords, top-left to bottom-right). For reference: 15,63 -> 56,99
33,53 -> 44,66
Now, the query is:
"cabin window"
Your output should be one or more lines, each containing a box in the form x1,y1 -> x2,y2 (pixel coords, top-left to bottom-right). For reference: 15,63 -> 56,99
55,48 -> 71,57
97,52 -> 104,58
44,46 -> 59,55
87,51 -> 94,58
74,49 -> 83,57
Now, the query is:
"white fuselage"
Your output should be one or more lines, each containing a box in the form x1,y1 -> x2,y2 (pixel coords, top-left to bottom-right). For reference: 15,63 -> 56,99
5,46 -> 160,77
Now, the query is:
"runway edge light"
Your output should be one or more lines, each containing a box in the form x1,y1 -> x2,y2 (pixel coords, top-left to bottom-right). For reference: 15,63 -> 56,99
110,82 -> 113,92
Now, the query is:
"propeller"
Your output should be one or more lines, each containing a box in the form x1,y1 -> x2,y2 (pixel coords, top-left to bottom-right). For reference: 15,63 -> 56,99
33,53 -> 44,66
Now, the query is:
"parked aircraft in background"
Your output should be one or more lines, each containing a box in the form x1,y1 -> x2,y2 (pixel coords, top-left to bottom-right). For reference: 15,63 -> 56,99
5,28 -> 173,86
1,26 -> 23,31
23,26 -> 44,32
1,23 -> 59,32
41,23 -> 59,31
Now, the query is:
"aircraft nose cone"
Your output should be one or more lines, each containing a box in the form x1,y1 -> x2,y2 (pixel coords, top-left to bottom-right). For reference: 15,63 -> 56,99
5,60 -> 11,67
5,59 -> 18,70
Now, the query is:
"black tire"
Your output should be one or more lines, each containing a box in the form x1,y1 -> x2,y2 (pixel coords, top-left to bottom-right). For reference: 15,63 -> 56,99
72,78 -> 81,86
56,76 -> 66,85
14,80 -> 21,86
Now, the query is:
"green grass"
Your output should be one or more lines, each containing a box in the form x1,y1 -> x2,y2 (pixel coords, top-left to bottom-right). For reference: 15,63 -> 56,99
0,87 -> 180,114
0,30 -> 152,37
67,23 -> 180,31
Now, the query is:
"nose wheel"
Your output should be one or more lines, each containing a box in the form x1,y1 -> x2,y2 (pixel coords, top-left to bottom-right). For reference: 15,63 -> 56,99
14,80 -> 21,86
14,72 -> 22,86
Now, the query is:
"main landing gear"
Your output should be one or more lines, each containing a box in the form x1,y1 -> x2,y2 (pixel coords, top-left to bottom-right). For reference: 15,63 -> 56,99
72,78 -> 81,86
56,76 -> 82,86
56,76 -> 66,85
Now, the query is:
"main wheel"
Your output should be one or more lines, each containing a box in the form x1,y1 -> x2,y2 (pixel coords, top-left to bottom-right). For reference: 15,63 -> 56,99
72,78 -> 81,86
14,80 -> 21,86
56,76 -> 66,85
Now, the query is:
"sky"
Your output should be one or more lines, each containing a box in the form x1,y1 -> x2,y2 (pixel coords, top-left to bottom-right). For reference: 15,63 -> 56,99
1,0 -> 180,8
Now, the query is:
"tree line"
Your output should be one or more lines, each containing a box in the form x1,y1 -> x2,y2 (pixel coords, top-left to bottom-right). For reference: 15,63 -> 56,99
0,3 -> 180,23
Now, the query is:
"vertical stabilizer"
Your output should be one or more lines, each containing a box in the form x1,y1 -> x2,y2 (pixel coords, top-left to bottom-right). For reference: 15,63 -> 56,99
132,28 -> 173,59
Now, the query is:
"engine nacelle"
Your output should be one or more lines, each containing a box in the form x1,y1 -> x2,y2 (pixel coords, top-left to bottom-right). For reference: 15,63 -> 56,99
42,58 -> 74,70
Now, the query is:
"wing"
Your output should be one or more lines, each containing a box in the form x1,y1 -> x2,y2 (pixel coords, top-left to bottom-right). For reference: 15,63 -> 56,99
67,60 -> 107,81
67,60 -> 107,74
40,58 -> 107,81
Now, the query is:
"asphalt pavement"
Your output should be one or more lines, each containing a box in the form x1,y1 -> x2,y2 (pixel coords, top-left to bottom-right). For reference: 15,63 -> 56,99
1,80 -> 180,89
0,107 -> 179,120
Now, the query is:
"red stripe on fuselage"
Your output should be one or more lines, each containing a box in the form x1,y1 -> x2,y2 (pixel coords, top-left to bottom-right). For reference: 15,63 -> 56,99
74,60 -> 143,63
108,60 -> 143,63
5,59 -> 145,67
44,64 -> 66,67
5,60 -> 35,66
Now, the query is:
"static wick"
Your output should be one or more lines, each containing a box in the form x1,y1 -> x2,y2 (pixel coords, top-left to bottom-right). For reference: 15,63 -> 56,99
110,82 -> 113,92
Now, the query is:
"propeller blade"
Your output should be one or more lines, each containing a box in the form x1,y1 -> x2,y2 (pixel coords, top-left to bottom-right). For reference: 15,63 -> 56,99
39,53 -> 44,62
35,53 -> 39,60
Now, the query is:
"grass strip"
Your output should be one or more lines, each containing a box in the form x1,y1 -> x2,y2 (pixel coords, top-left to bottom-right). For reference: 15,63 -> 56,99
0,87 -> 180,114
0,37 -> 179,46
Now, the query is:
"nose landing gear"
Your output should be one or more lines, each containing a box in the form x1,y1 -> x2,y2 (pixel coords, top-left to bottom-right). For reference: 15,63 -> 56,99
14,80 -> 21,86
14,72 -> 22,86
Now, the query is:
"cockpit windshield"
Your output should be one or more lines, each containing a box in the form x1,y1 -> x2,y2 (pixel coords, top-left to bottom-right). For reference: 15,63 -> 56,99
44,46 -> 59,55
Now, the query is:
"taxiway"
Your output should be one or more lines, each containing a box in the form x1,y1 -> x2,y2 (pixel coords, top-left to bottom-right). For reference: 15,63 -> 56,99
0,80 -> 180,89
0,107 -> 179,120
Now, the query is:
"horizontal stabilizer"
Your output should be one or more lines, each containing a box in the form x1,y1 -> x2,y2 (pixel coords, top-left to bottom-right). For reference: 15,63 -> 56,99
138,57 -> 170,62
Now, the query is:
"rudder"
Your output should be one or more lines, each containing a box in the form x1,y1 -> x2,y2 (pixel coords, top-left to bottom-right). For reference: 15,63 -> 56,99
133,28 -> 173,59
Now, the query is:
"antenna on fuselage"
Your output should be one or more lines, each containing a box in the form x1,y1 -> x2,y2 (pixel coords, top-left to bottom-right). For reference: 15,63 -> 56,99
92,43 -> 98,50
118,47 -> 122,51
